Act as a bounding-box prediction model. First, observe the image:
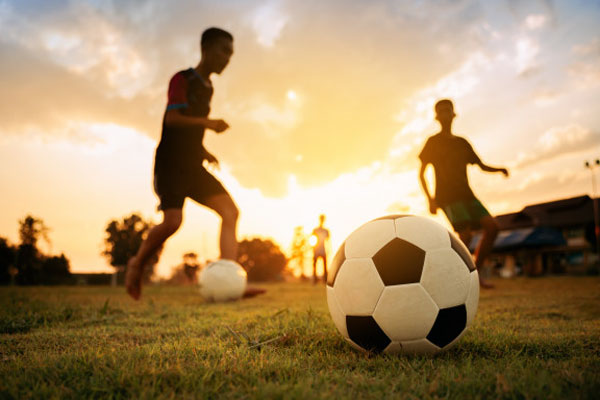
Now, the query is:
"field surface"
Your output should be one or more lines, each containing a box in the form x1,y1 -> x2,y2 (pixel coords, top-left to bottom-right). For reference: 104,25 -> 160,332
1,277 -> 599,399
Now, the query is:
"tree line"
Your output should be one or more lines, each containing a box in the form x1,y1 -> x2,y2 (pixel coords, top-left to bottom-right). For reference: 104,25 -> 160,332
1,213 -> 289,285
0,215 -> 70,285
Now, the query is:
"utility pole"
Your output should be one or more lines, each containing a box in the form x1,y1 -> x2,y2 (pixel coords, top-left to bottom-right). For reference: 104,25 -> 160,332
584,159 -> 600,259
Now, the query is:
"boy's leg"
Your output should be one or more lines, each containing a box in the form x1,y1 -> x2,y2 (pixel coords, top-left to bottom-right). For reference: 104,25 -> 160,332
203,193 -> 239,260
322,256 -> 328,284
202,189 -> 265,298
458,228 -> 472,249
474,215 -> 498,288
313,257 -> 318,284
126,208 -> 182,300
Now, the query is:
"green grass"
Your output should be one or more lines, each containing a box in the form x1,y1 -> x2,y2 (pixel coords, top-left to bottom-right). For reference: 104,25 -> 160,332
1,277 -> 599,399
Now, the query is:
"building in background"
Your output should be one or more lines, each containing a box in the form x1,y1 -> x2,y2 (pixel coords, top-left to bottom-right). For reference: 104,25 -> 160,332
470,195 -> 599,276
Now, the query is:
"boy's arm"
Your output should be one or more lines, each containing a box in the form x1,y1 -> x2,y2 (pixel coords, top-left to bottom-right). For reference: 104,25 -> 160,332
419,162 -> 438,214
475,160 -> 509,177
164,109 -> 229,133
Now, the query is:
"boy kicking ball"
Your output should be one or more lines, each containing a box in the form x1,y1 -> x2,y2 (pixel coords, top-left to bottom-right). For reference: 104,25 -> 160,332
126,28 -> 264,300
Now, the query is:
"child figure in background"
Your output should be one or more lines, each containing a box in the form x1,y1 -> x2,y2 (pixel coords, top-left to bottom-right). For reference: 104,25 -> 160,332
418,99 -> 509,288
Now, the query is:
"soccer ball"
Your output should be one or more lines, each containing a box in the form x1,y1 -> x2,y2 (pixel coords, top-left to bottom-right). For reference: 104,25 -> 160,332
326,215 -> 479,354
198,259 -> 247,302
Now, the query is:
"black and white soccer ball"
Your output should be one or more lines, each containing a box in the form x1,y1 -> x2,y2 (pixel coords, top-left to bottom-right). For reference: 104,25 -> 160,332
326,215 -> 479,354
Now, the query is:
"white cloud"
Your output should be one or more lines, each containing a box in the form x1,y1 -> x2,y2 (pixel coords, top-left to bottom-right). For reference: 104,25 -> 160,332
532,89 -> 560,107
515,37 -> 540,76
568,62 -> 600,87
389,51 -> 493,161
514,124 -> 600,168
524,14 -> 547,30
250,0 -> 289,48
569,38 -> 600,88
0,1 -> 155,98
572,38 -> 600,57
238,92 -> 303,138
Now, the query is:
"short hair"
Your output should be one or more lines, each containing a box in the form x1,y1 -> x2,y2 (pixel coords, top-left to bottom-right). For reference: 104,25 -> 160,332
201,27 -> 233,50
434,99 -> 454,114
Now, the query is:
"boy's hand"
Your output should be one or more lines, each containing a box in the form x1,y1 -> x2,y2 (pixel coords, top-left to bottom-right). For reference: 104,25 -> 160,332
428,198 -> 438,214
204,151 -> 220,169
499,168 -> 509,177
206,119 -> 229,133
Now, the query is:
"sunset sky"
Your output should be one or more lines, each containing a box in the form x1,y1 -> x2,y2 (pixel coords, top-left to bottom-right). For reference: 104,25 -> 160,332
1,0 -> 599,278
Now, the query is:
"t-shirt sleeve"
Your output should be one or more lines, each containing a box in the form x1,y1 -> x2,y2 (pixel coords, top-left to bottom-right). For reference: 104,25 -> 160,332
418,138 -> 433,164
166,72 -> 188,111
463,139 -> 482,164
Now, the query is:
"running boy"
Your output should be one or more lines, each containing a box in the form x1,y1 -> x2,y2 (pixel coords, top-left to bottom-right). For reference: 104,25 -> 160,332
126,28 -> 243,300
418,99 -> 509,288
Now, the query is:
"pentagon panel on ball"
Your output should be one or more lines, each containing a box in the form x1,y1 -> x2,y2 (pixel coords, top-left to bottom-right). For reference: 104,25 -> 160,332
326,214 -> 480,355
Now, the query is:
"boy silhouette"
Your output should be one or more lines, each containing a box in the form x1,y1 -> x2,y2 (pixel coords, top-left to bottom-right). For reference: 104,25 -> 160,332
311,214 -> 330,284
126,28 -> 262,300
418,99 -> 509,288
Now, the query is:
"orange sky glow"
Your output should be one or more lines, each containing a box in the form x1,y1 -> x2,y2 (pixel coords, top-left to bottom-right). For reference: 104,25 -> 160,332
1,0 -> 599,278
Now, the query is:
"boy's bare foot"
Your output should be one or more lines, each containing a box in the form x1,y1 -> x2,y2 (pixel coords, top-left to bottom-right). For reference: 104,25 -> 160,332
125,257 -> 143,300
479,277 -> 495,289
242,286 -> 266,298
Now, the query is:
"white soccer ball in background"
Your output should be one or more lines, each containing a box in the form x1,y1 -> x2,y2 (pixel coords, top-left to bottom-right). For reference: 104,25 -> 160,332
327,215 -> 480,354
198,260 -> 247,302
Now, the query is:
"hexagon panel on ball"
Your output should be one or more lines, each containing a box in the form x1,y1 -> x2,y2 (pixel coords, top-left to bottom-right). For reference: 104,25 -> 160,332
373,283 -> 439,342
420,248 -> 471,309
333,258 -> 384,315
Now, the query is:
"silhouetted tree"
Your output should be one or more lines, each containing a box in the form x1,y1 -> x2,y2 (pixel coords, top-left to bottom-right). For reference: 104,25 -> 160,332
15,215 -> 51,285
15,243 -> 41,285
102,213 -> 158,284
41,254 -> 71,285
6,215 -> 72,285
237,238 -> 287,282
0,237 -> 17,285
18,215 -> 50,249
166,252 -> 202,285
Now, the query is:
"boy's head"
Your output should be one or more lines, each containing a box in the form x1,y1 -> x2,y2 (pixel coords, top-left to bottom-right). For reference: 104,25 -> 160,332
434,99 -> 456,126
200,27 -> 234,74
319,214 -> 326,225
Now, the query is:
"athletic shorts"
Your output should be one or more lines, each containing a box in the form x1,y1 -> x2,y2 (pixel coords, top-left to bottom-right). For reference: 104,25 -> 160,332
441,198 -> 491,231
154,164 -> 228,210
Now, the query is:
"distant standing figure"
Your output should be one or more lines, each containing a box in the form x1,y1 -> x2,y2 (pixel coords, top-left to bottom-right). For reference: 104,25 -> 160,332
418,99 -> 509,288
311,214 -> 330,284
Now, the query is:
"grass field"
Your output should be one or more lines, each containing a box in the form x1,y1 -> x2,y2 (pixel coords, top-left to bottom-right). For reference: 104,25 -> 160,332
1,277 -> 599,399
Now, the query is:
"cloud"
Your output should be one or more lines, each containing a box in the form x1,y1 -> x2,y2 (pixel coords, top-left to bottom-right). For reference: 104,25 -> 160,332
569,38 -> 600,88
0,41 -> 158,138
514,36 -> 540,76
387,51 -> 494,168
513,124 -> 600,168
524,14 -> 548,30
1,0 -> 598,201
0,1 -> 158,98
573,38 -> 600,57
249,0 -> 289,48
532,88 -> 560,107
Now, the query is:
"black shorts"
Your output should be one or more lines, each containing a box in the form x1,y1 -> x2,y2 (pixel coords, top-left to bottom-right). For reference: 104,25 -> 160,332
154,164 -> 228,210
